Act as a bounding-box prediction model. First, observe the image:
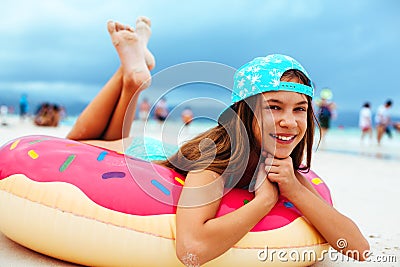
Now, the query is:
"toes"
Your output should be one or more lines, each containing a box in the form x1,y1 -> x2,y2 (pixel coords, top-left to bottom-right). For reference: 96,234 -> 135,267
115,22 -> 125,31
107,20 -> 116,34
136,16 -> 151,27
146,52 -> 156,70
111,21 -> 134,32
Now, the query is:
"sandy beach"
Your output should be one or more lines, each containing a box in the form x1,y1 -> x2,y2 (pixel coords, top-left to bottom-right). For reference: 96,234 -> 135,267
0,115 -> 399,266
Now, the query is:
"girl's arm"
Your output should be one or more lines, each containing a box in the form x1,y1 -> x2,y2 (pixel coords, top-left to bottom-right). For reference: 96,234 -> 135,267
265,156 -> 370,261
175,167 -> 278,266
289,181 -> 370,260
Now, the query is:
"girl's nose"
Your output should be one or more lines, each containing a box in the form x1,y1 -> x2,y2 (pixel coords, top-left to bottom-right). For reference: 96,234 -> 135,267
279,113 -> 297,128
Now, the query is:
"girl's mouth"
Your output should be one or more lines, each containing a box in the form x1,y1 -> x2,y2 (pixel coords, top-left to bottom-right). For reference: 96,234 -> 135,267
269,133 -> 296,144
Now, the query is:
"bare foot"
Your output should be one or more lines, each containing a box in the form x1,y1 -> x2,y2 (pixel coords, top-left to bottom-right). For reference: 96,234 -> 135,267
135,16 -> 156,70
107,20 -> 151,91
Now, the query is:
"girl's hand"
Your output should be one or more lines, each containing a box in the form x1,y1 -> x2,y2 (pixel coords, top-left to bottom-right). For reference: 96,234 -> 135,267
264,154 -> 303,200
254,162 -> 279,208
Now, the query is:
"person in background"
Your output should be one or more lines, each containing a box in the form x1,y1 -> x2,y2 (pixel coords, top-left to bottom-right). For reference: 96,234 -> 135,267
359,102 -> 373,144
315,88 -> 336,142
51,104 -> 61,127
375,99 -> 392,145
19,93 -> 29,120
139,97 -> 151,121
59,106 -> 67,121
181,106 -> 193,126
154,97 -> 169,123
394,122 -> 400,132
34,103 -> 52,126
0,105 -> 8,126
34,103 -> 61,127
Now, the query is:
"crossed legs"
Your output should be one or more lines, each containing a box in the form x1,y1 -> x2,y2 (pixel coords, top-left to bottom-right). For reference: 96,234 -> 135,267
67,17 -> 154,142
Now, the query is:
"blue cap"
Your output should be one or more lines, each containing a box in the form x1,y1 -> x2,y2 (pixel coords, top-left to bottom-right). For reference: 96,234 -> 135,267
220,54 -> 314,120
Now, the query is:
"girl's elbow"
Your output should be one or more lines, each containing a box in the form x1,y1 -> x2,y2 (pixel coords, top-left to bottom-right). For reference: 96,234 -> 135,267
176,244 -> 191,265
176,240 -> 202,266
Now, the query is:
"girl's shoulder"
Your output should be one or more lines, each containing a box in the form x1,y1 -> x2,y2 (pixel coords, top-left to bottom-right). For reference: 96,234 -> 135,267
187,169 -> 220,182
180,169 -> 224,207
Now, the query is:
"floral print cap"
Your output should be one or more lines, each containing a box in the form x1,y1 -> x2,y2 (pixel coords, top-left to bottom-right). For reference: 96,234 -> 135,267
231,54 -> 314,105
218,54 -> 314,122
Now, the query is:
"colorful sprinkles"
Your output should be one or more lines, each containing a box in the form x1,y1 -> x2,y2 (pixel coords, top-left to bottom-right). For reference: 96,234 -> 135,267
311,178 -> 323,185
10,139 -> 20,150
151,179 -> 170,196
28,150 -> 39,159
29,139 -> 47,145
97,151 -> 108,161
174,177 -> 185,186
102,172 -> 126,179
66,143 -> 82,147
283,201 -> 294,208
59,155 -> 76,172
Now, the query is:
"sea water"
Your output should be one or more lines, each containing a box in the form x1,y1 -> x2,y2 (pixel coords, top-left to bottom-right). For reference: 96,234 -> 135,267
315,127 -> 400,161
61,116 -> 400,162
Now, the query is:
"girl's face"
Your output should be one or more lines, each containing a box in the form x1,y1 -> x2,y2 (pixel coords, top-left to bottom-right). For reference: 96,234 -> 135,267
254,90 -> 308,159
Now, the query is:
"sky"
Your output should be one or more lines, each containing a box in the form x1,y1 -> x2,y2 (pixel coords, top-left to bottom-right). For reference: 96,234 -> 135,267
0,0 -> 399,120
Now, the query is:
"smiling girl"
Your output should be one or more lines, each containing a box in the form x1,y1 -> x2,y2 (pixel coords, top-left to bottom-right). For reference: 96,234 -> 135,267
166,55 -> 369,266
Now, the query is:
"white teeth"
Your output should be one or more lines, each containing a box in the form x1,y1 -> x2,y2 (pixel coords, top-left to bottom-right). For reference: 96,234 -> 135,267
272,134 -> 294,141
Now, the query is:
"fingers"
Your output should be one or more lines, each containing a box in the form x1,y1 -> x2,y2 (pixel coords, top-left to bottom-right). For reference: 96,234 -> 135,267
263,152 -> 292,167
266,172 -> 280,181
264,152 -> 278,170
263,152 -> 290,180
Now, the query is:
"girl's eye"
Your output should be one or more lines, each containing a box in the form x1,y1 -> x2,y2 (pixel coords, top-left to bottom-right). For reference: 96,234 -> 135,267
295,107 -> 307,112
266,105 -> 280,110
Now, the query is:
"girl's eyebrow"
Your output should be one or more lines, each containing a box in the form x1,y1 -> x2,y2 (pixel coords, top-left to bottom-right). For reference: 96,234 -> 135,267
264,99 -> 308,105
264,99 -> 283,104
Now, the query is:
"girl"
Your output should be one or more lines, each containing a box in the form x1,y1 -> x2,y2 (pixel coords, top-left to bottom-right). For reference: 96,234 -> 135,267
68,19 -> 369,266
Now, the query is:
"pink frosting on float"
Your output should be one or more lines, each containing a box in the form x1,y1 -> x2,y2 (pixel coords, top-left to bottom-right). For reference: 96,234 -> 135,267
0,135 -> 332,232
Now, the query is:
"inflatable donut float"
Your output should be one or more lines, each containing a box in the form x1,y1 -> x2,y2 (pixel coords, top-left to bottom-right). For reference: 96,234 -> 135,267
0,135 -> 332,266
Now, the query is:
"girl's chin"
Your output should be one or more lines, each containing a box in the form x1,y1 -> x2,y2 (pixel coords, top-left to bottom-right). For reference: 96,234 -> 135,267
266,149 -> 291,159
264,143 -> 297,159
273,153 -> 291,159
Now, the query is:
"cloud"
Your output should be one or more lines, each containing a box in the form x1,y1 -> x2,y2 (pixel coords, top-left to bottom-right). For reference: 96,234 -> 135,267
0,0 -> 399,117
0,81 -> 98,103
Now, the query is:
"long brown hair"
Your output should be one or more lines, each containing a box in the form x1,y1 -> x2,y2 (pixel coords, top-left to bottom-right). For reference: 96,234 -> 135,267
157,69 -> 319,187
